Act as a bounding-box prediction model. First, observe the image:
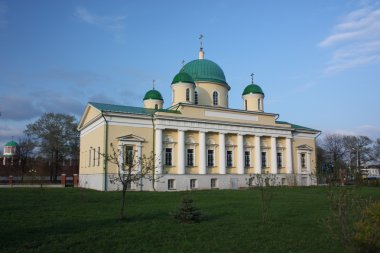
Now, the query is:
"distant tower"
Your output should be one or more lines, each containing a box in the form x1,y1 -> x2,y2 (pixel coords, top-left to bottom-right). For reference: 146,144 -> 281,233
171,72 -> 195,106
242,74 -> 265,112
143,80 -> 164,109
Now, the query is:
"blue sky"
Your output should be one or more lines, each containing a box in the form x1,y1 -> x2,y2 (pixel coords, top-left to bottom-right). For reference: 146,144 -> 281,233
1,0 -> 380,149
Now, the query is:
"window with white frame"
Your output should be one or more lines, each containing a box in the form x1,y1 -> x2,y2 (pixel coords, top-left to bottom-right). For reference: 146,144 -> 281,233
277,152 -> 282,168
245,100 -> 247,110
211,178 -> 217,188
168,179 -> 175,190
207,150 -> 214,167
258,99 -> 261,110
93,148 -> 96,166
125,145 -> 134,167
88,149 -> 91,167
186,88 -> 190,102
226,150 -> 233,167
97,147 -> 100,166
194,90 -> 198,104
301,153 -> 306,168
187,148 -> 194,166
244,151 -> 251,167
261,151 -> 267,168
190,179 -> 197,189
165,148 -> 172,166
212,91 -> 218,106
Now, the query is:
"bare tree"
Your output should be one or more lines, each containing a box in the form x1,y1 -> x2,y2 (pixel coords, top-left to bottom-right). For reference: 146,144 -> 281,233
374,138 -> 380,163
104,143 -> 158,220
16,135 -> 36,182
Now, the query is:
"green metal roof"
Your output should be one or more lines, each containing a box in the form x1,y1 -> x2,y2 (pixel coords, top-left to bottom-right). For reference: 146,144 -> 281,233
276,121 -> 319,132
171,72 -> 195,85
89,102 -> 179,115
242,83 -> 264,96
143,89 -> 163,101
180,59 -> 230,89
5,140 -> 18,147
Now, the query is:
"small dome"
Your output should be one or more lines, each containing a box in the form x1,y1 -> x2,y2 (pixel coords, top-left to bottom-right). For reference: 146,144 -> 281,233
5,140 -> 18,147
181,59 -> 230,89
171,72 -> 195,85
242,84 -> 264,96
143,89 -> 163,101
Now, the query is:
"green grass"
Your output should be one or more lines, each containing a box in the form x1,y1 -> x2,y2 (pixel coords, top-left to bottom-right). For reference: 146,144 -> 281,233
0,187 -> 379,253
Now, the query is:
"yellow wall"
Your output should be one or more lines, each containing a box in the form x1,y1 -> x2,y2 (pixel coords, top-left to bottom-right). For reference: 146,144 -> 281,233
172,83 -> 195,105
243,93 -> 264,112
196,82 -> 229,107
81,106 -> 101,127
79,125 -> 105,175
292,137 -> 317,174
144,99 -> 163,109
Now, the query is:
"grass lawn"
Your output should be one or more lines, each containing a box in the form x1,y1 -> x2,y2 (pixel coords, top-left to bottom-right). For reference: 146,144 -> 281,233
0,187 -> 379,253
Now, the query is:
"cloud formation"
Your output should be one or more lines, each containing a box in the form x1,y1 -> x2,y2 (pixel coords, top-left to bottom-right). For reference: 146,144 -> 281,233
319,5 -> 380,73
74,7 -> 127,42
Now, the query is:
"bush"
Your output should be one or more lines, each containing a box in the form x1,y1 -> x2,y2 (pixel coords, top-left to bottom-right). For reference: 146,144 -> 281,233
172,196 -> 202,224
352,202 -> 380,253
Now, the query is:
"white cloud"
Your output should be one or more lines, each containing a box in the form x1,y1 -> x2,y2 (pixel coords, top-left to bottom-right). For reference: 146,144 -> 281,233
319,4 -> 380,73
74,7 -> 127,42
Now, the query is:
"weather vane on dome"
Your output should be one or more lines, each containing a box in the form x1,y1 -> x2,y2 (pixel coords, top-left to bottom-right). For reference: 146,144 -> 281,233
152,79 -> 155,90
199,34 -> 203,49
250,73 -> 255,84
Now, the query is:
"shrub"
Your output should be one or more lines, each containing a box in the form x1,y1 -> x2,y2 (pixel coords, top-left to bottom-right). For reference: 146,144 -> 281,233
173,196 -> 202,224
352,202 -> 380,253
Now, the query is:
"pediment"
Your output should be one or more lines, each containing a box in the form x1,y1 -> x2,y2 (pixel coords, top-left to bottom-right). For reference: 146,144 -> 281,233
297,144 -> 313,151
117,134 -> 145,142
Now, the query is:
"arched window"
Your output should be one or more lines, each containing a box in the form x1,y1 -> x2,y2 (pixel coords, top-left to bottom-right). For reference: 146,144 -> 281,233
172,90 -> 175,103
258,99 -> 261,110
155,104 -> 158,109
212,91 -> 218,106
245,100 -> 247,110
186,88 -> 190,102
194,90 -> 198,104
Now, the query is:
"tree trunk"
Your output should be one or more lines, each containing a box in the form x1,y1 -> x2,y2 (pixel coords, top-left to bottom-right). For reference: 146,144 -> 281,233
120,184 -> 127,219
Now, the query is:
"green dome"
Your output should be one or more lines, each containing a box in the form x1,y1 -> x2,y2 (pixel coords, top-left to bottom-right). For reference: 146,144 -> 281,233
143,89 -> 163,101
242,84 -> 264,96
171,72 -> 195,85
180,59 -> 230,89
5,141 -> 18,147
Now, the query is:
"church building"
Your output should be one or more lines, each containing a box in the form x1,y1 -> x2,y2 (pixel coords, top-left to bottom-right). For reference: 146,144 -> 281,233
78,44 -> 320,191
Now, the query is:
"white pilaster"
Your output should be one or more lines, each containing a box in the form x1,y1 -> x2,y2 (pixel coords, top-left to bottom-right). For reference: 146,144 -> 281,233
178,130 -> 185,174
155,129 -> 163,174
307,152 -> 311,174
270,137 -> 277,174
237,134 -> 244,174
219,132 -> 226,174
286,137 -> 293,174
254,135 -> 261,174
199,131 -> 206,174
137,144 -> 142,174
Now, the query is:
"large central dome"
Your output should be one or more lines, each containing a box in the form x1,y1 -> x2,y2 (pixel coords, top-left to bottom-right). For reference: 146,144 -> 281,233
180,59 -> 230,90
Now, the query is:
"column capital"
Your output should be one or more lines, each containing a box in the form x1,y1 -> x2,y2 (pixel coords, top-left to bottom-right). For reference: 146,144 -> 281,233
199,129 -> 208,133
237,133 -> 245,136
219,131 -> 228,135
177,128 -> 188,132
155,127 -> 165,130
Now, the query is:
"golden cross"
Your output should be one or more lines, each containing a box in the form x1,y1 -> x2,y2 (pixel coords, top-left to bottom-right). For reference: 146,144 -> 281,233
199,34 -> 203,48
250,73 -> 255,83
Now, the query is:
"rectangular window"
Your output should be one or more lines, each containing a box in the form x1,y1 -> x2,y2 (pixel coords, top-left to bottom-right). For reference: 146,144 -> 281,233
168,179 -> 175,190
207,150 -> 214,167
277,152 -> 282,168
226,150 -> 233,167
88,149 -> 91,167
187,149 -> 194,166
97,147 -> 100,166
190,179 -> 197,189
211,178 -> 217,188
244,151 -> 251,167
301,153 -> 306,168
93,149 -> 96,166
261,152 -> 267,168
165,148 -> 172,166
125,146 -> 134,167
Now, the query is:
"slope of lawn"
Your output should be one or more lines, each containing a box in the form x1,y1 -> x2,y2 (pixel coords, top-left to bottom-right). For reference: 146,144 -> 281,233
0,187 -> 379,253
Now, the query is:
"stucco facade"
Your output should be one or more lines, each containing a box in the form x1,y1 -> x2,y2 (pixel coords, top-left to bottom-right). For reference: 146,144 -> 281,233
78,47 -> 320,191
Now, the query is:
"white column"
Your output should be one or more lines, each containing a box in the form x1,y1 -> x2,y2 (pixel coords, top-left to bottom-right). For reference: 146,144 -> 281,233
254,135 -> 261,174
307,152 -> 311,174
137,144 -> 142,174
117,143 -> 123,174
178,129 -> 185,174
199,131 -> 206,174
155,129 -> 163,174
270,137 -> 278,174
219,132 -> 226,174
237,134 -> 244,174
285,137 -> 293,174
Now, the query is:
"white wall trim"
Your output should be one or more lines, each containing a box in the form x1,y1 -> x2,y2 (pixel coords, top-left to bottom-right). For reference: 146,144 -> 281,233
205,110 -> 258,121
